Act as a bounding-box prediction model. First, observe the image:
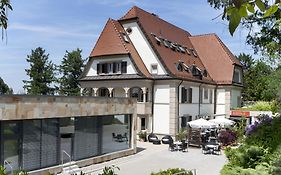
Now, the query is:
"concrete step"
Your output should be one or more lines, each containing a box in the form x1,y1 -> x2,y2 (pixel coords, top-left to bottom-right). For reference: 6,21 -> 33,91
62,161 -> 77,167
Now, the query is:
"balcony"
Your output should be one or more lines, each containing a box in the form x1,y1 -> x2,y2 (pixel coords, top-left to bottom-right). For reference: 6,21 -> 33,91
137,102 -> 152,115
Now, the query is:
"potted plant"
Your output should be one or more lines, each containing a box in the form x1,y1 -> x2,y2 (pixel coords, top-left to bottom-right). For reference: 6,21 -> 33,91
176,129 -> 187,141
138,131 -> 147,142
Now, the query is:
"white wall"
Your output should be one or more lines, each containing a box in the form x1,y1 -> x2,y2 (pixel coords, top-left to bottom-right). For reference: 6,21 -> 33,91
231,89 -> 242,108
179,104 -> 198,117
86,56 -> 137,76
123,22 -> 167,75
153,84 -> 170,134
200,104 -> 214,115
216,89 -> 226,115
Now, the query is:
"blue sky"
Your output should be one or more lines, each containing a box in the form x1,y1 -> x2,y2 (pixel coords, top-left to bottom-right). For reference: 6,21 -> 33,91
0,0 -> 254,93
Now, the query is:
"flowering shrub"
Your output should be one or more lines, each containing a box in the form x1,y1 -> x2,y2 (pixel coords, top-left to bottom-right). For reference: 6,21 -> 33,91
245,114 -> 272,136
218,129 -> 237,146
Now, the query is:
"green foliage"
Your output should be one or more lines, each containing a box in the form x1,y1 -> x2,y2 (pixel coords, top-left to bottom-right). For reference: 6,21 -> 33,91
208,0 -> 281,58
176,128 -> 187,141
98,165 -> 120,175
0,77 -> 12,94
232,117 -> 246,142
239,101 -> 279,113
0,166 -> 7,175
23,47 -> 56,95
150,168 -> 193,175
58,48 -> 85,96
138,131 -> 147,141
0,0 -> 13,40
245,116 -> 281,153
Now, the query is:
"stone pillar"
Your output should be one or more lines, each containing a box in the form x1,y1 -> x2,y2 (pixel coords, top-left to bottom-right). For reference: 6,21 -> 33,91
80,88 -> 84,96
93,88 -> 98,97
124,87 -> 130,98
108,88 -> 113,97
169,82 -> 179,136
141,87 -> 147,102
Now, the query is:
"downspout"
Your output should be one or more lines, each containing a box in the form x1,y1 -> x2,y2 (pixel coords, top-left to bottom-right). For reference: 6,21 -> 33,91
198,83 -> 202,118
214,85 -> 218,115
151,80 -> 155,133
177,79 -> 184,133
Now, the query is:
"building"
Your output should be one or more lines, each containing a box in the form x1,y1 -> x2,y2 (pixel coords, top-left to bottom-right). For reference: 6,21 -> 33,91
0,95 -> 137,174
79,6 -> 243,136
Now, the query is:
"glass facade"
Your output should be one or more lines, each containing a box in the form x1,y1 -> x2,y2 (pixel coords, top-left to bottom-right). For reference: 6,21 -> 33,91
0,114 -> 132,172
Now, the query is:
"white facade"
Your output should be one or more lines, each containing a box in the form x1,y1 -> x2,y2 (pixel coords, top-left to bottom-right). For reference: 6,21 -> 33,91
86,55 -> 138,76
122,22 -> 167,75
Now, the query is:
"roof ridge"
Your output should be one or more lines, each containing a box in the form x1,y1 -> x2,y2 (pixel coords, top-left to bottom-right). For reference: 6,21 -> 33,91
89,18 -> 112,57
109,19 -> 129,53
121,6 -> 191,36
190,33 -> 216,37
212,34 -> 241,66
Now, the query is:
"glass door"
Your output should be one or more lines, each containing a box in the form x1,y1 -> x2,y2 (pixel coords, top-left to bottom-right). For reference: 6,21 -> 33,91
60,118 -> 74,163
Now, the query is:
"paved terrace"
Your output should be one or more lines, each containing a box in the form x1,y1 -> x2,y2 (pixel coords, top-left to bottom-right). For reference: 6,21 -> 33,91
82,141 -> 227,175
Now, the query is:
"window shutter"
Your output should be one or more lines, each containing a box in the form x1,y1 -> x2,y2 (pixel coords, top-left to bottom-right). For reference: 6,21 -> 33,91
121,62 -> 127,73
181,87 -> 187,103
97,63 -> 100,74
188,88 -> 193,103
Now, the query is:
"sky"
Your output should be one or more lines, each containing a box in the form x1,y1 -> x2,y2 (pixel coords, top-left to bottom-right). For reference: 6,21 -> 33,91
0,0 -> 254,93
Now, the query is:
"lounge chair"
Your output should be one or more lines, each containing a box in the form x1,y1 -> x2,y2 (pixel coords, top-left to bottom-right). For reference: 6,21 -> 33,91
201,143 -> 209,154
148,133 -> 158,142
161,135 -> 173,144
214,145 -> 221,155
169,142 -> 176,151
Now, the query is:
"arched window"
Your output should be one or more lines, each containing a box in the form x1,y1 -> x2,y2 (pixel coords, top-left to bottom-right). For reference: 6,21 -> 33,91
129,87 -> 143,102
97,88 -> 110,97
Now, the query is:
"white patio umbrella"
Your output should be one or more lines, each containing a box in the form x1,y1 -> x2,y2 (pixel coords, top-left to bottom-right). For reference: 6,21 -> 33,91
188,118 -> 217,128
209,117 -> 235,126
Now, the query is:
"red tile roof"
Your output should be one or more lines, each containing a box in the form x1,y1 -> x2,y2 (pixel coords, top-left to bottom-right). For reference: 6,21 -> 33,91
90,19 -> 128,57
83,6 -> 242,85
189,33 -> 241,85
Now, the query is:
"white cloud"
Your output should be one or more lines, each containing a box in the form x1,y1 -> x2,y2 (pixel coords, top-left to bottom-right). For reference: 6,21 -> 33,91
10,23 -> 99,38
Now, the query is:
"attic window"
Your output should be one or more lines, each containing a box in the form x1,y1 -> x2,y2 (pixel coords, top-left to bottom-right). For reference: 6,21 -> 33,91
170,42 -> 177,51
151,64 -> 158,74
163,39 -> 170,48
203,69 -> 208,77
192,65 -> 202,76
185,48 -> 191,55
182,62 -> 190,73
126,27 -> 132,34
190,49 -> 198,57
122,33 -> 130,43
179,46 -> 186,53
176,62 -> 183,72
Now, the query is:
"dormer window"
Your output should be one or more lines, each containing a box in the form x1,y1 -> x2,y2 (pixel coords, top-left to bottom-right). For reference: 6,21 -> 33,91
121,33 -> 130,43
190,49 -> 198,57
151,64 -> 158,74
233,69 -> 242,83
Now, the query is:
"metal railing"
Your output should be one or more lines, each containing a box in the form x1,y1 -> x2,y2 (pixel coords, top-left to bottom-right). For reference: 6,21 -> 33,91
4,160 -> 13,175
61,150 -> 73,174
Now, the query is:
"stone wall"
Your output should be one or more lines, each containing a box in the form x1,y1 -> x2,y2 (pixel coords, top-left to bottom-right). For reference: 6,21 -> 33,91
0,95 -> 136,120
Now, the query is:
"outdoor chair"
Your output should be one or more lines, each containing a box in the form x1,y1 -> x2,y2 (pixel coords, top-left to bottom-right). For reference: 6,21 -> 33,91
161,135 -> 173,144
112,133 -> 117,141
148,133 -> 158,142
169,142 -> 176,151
201,143 -> 209,154
122,133 -> 128,142
214,145 -> 221,155
181,140 -> 188,152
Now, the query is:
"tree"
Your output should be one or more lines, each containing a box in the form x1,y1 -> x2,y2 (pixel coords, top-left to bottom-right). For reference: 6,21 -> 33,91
242,60 -> 273,101
0,0 -> 12,40
23,47 -> 56,95
58,49 -> 85,96
0,77 -> 12,94
208,0 -> 281,58
237,53 -> 255,72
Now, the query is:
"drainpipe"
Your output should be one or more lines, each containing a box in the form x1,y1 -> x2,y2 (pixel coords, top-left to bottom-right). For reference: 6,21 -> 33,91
198,83 -> 202,118
151,80 -> 155,133
177,79 -> 184,133
214,85 -> 218,116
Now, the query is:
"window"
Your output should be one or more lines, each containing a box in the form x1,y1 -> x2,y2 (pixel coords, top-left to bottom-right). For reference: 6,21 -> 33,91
97,61 -> 127,75
204,88 -> 208,100
181,87 -> 192,103
121,33 -> 129,43
233,69 -> 241,83
151,64 -> 158,74
141,118 -> 146,130
209,89 -> 213,103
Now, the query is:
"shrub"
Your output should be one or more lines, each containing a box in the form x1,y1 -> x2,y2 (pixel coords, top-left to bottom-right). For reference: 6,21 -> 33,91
218,129 -> 237,146
138,131 -> 147,141
151,168 -> 193,175
98,165 -> 119,175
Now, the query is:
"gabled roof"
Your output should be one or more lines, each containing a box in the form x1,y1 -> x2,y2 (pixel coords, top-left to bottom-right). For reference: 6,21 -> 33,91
120,6 -> 215,84
90,19 -> 128,57
189,33 -> 241,85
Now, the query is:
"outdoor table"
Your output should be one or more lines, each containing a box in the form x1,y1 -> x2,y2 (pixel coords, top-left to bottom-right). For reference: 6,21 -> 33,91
174,141 -> 182,150
205,143 -> 219,154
